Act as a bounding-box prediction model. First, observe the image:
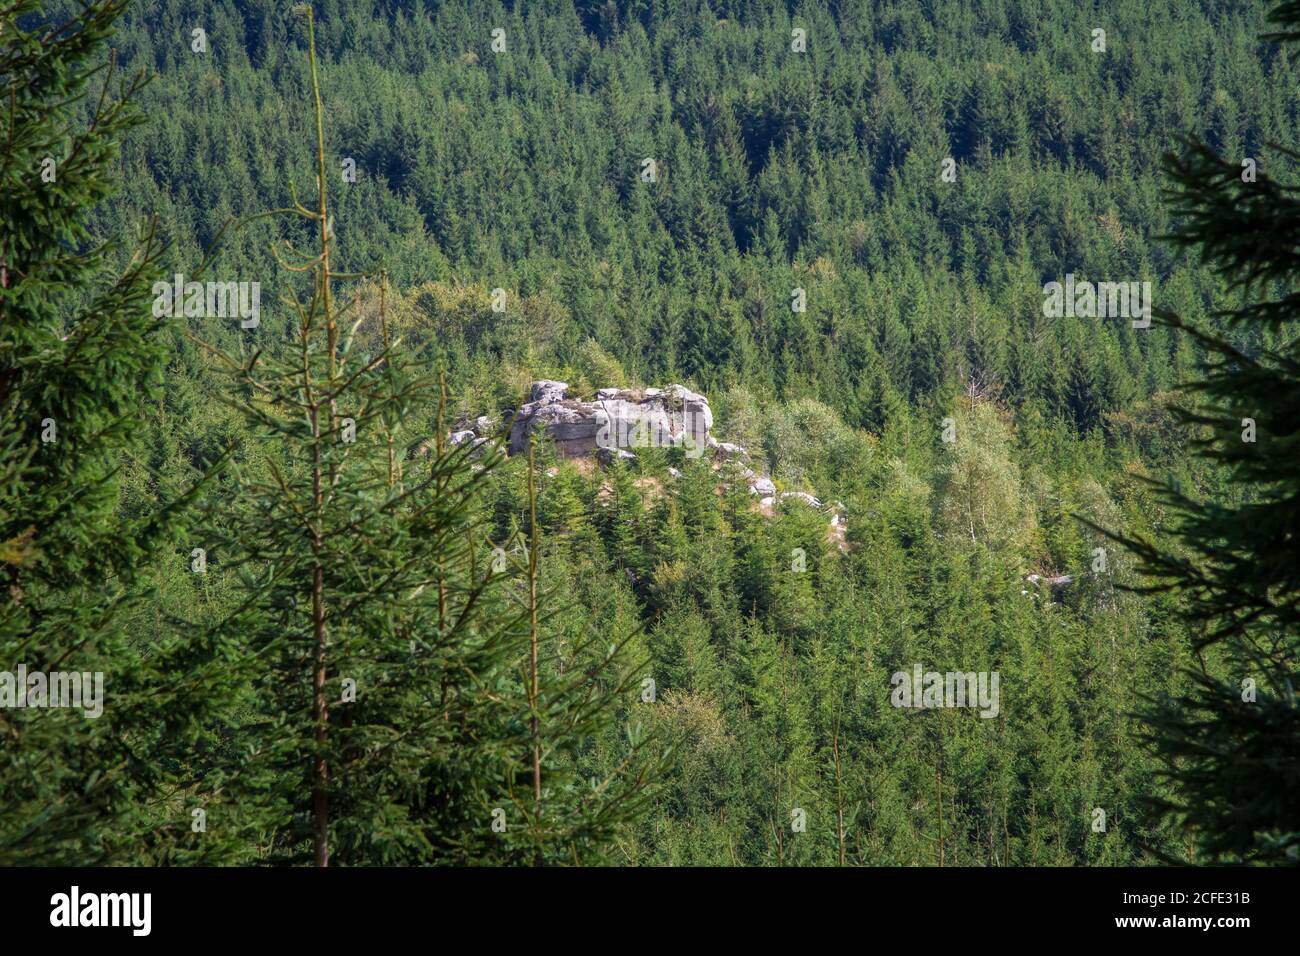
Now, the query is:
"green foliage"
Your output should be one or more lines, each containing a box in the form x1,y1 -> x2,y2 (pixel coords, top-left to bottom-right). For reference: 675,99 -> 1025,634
8,0 -> 1295,866
0,0 -> 223,864
1097,1 -> 1300,865
181,8 -> 658,865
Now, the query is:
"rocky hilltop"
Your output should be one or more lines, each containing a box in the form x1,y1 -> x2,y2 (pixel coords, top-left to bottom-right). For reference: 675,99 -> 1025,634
443,380 -> 838,516
506,380 -> 711,460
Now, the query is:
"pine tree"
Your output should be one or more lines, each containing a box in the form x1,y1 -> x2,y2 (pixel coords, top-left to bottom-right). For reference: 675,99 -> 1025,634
507,438 -> 666,865
0,0 -> 224,863
199,7 -> 659,865
197,6 -> 534,865
1097,0 -> 1300,865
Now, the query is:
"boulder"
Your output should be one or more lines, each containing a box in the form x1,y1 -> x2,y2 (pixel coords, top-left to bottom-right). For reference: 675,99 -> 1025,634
749,477 -> 776,496
529,380 -> 569,405
662,384 -> 714,434
1026,573 -> 1073,588
509,400 -> 604,457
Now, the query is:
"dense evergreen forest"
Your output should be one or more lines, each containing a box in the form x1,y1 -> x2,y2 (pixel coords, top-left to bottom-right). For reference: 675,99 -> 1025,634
3,0 -> 1297,866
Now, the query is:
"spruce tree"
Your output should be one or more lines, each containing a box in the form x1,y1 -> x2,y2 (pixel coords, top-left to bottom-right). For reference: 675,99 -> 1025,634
190,5 -> 529,865
200,6 -> 658,865
1100,0 -> 1300,865
0,0 -> 224,863
509,443 -> 665,864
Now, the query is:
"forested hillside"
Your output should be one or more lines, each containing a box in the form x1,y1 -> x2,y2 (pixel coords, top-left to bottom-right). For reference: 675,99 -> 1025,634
6,0 -> 1297,865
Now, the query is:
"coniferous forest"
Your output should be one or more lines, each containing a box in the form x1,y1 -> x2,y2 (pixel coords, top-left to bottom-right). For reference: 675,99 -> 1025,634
2,0 -> 1299,879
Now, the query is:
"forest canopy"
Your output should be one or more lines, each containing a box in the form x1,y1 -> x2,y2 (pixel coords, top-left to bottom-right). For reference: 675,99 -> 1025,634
3,0 -> 1297,866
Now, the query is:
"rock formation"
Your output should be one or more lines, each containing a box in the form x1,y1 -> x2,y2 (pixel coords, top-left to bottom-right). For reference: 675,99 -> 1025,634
505,381 -> 713,460
434,382 -> 841,529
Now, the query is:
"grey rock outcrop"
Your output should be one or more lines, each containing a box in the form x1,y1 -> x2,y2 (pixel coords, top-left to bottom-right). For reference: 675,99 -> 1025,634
1026,573 -> 1073,588
508,381 -> 714,459
529,380 -> 570,405
421,380 -> 846,541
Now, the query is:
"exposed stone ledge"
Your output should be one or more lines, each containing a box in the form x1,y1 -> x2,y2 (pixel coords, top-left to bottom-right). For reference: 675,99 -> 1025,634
434,382 -> 840,518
